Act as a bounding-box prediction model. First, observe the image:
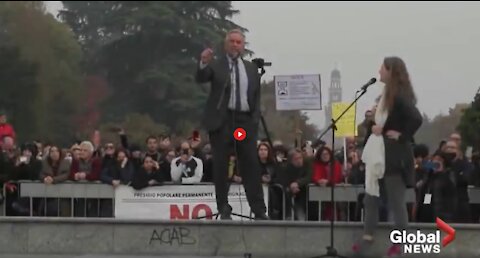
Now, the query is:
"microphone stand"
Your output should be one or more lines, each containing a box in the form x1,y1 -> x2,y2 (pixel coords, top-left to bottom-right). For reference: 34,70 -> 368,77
311,86 -> 369,258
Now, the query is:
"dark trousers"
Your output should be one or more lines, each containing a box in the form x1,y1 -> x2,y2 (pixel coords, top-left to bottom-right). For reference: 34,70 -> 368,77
209,110 -> 266,215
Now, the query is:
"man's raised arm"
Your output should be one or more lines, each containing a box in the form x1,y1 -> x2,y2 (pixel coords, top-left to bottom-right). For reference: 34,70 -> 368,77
195,48 -> 214,83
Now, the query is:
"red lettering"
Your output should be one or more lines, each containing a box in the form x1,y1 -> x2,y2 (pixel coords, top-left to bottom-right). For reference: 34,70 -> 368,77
170,205 -> 189,220
192,204 -> 212,220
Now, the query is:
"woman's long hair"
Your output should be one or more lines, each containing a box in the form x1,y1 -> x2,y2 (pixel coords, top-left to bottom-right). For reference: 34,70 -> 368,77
315,146 -> 333,164
383,57 -> 417,112
257,142 -> 275,164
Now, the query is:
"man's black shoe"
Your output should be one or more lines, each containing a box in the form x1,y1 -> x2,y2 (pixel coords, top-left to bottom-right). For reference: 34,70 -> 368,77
219,204 -> 233,220
254,213 -> 269,220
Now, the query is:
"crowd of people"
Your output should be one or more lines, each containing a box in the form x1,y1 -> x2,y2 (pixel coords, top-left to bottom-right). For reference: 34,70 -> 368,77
1,110 -> 480,223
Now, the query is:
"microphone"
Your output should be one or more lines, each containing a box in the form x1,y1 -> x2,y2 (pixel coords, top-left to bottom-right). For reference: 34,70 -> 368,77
359,78 -> 377,92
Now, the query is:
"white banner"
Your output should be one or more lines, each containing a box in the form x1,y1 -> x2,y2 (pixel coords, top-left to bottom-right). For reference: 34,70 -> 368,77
274,74 -> 322,110
114,184 -> 269,220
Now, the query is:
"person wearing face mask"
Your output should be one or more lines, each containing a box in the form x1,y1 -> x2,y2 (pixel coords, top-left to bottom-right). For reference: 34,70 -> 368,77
195,29 -> 268,220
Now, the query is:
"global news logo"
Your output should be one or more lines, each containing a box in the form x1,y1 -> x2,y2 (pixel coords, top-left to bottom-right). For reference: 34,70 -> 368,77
389,218 -> 455,254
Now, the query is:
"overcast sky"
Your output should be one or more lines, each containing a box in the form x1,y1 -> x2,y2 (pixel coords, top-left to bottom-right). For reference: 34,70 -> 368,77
46,1 -> 480,129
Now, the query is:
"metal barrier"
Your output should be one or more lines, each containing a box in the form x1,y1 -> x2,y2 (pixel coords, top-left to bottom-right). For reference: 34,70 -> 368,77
3,181 -> 480,221
308,184 -> 480,221
8,181 -> 280,219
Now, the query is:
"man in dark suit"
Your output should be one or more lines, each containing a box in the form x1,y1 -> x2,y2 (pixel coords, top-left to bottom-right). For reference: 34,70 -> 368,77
195,29 -> 268,220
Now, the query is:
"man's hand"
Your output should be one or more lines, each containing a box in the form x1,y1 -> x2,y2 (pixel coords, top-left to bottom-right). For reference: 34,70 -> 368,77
290,182 -> 300,194
200,48 -> 213,64
233,175 -> 242,183
152,161 -> 160,170
44,176 -> 54,185
262,174 -> 271,184
180,155 -> 189,164
148,179 -> 158,186
112,180 -> 121,187
372,125 -> 383,136
75,172 -> 87,181
317,179 -> 328,187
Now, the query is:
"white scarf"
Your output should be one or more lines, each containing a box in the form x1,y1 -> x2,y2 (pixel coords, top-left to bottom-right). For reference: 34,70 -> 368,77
362,89 -> 389,197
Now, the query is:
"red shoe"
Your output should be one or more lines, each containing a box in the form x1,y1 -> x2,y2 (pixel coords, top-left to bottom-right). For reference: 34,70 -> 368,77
352,239 -> 373,256
386,244 -> 402,257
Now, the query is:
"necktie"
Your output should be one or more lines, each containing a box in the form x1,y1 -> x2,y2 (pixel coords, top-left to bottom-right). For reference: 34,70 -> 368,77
234,58 -> 241,111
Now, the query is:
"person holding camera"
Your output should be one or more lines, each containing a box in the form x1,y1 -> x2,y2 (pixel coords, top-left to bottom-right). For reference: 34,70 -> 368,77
171,142 -> 203,184
415,152 -> 457,223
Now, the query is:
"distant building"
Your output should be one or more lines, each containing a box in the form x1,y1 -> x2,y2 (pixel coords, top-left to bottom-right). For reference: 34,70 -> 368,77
324,68 -> 343,126
321,67 -> 344,149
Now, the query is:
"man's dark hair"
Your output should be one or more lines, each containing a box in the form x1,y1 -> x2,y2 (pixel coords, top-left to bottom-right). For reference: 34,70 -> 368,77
145,135 -> 158,143
414,144 -> 429,159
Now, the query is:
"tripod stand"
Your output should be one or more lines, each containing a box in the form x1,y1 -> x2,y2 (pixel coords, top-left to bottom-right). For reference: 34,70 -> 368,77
311,86 -> 369,258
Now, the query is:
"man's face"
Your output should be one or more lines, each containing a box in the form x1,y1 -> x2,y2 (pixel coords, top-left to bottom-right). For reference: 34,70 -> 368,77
291,153 -> 304,168
147,138 -> 158,153
105,143 -> 115,156
449,133 -> 462,146
224,32 -> 245,58
365,111 -> 373,121
445,141 -> 458,156
160,137 -> 171,149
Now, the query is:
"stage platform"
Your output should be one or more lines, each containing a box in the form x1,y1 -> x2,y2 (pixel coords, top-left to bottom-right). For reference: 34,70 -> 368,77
0,217 -> 478,258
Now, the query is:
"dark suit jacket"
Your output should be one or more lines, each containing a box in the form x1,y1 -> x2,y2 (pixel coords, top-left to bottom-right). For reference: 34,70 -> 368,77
195,56 -> 261,132
365,94 -> 423,187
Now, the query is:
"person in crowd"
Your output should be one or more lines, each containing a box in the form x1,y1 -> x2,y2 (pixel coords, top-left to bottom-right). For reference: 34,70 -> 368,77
70,143 -> 81,162
101,148 -> 134,187
0,110 -> 16,140
416,152 -> 457,222
100,148 -> 134,217
39,145 -> 71,216
131,156 -> 163,190
158,148 -> 175,182
5,143 -> 42,216
312,146 -> 344,221
69,141 -> 102,182
353,56 -> 422,257
357,110 -> 374,147
144,135 -> 162,163
445,139 -> 473,223
348,151 -> 365,185
1,135 -> 16,184
258,142 -> 283,220
101,142 -> 117,171
258,142 -> 277,184
201,144 -> 214,182
346,150 -> 367,221
41,145 -> 71,184
69,141 -> 102,217
273,145 -> 289,167
171,141 -> 203,184
412,144 -> 430,222
278,149 -> 312,221
12,143 -> 42,181
158,134 -> 172,155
